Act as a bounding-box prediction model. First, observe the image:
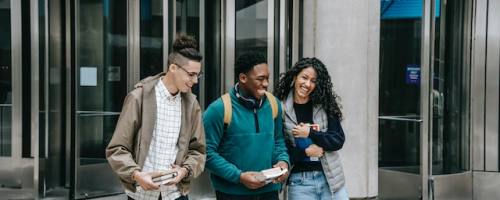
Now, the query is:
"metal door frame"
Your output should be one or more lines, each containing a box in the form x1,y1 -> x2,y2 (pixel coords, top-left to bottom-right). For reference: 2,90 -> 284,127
0,0 -> 23,188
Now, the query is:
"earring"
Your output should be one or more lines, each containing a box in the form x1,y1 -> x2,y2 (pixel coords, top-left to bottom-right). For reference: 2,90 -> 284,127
290,81 -> 295,88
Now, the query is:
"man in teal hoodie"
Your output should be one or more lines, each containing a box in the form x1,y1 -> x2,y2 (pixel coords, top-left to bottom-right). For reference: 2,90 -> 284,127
203,52 -> 290,199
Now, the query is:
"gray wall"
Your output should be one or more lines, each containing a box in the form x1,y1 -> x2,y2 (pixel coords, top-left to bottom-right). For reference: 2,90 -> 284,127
302,0 -> 380,198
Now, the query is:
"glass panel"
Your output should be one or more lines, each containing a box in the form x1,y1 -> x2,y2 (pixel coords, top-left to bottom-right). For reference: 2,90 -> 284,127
379,119 -> 421,169
203,0 -> 222,108
140,0 -> 163,79
21,0 -> 32,158
176,0 -> 199,38
77,0 -> 127,162
176,0 -> 200,96
432,0 -> 444,175
235,0 -> 268,59
379,0 -> 423,170
432,0 -> 470,175
0,2 -> 12,157
38,0 -> 46,159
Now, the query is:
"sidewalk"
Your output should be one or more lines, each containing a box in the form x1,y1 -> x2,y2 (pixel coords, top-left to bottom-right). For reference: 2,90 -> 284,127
0,171 -> 216,200
0,187 -> 216,200
0,187 -> 127,200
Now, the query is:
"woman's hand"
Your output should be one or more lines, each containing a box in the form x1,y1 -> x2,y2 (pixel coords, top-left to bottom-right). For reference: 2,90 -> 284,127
305,144 -> 324,157
292,123 -> 311,138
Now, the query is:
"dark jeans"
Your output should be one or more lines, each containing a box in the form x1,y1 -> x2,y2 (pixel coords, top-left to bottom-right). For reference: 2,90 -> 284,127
127,195 -> 188,200
215,190 -> 278,200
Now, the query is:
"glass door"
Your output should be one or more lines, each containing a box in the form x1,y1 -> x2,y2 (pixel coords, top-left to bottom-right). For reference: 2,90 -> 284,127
0,0 -> 23,188
73,0 -> 128,198
378,0 -> 427,199
379,0 -> 472,199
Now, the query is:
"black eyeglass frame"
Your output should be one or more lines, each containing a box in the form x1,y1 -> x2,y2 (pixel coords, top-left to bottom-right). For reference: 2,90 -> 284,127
173,63 -> 203,78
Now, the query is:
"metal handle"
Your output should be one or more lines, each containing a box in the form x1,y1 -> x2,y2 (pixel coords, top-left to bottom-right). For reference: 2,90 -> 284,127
379,116 -> 423,122
76,111 -> 121,117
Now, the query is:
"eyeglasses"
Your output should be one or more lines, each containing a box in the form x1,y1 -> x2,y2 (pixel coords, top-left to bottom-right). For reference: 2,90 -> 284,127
174,63 -> 203,78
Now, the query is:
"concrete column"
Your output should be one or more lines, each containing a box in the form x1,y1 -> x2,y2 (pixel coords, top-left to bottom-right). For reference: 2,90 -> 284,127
302,0 -> 380,198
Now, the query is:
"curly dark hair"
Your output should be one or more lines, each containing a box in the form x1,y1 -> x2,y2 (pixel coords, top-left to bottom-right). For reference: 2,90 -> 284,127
168,32 -> 203,66
274,57 -> 343,120
234,52 -> 267,79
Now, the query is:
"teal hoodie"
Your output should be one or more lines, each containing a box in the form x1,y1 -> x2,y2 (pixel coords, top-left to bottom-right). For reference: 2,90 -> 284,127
203,87 -> 290,195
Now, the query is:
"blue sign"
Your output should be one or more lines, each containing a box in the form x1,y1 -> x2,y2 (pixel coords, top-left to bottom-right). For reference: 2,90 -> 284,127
406,64 -> 420,84
381,0 -> 440,19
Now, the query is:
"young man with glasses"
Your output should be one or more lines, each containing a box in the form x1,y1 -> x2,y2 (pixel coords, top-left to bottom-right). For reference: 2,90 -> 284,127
203,52 -> 290,200
106,33 -> 206,200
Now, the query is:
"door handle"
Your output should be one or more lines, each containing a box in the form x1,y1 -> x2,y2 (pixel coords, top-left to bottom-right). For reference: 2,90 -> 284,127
379,116 -> 423,122
76,111 -> 121,117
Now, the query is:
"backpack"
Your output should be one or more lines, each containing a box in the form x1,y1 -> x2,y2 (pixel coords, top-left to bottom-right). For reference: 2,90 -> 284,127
221,91 -> 278,130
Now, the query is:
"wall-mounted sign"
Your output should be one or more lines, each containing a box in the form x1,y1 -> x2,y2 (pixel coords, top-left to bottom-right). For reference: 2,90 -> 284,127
406,64 -> 420,85
80,67 -> 97,86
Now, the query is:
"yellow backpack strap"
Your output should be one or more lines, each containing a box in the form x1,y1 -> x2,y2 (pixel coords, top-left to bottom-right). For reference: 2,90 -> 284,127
265,92 -> 278,120
221,93 -> 231,130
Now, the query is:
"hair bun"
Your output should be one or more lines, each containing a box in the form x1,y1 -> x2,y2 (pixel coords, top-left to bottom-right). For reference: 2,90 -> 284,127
172,32 -> 198,52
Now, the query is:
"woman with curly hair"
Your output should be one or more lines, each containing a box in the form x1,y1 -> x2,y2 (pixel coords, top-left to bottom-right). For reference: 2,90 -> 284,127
274,57 -> 348,200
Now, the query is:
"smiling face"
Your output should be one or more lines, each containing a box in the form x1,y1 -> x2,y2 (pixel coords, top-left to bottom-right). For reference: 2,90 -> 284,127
239,63 -> 270,100
168,60 -> 202,94
293,66 -> 317,104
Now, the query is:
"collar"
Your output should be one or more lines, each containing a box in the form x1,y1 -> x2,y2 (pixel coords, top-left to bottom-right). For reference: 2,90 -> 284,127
157,76 -> 180,101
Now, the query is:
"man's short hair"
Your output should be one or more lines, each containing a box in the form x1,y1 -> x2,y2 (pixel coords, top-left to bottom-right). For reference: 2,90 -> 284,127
234,52 -> 267,78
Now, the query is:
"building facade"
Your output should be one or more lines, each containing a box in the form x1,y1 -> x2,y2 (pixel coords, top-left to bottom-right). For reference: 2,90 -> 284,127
0,0 -> 499,199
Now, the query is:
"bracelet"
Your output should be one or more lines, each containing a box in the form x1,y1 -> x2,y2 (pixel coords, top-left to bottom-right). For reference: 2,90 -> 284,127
183,166 -> 190,178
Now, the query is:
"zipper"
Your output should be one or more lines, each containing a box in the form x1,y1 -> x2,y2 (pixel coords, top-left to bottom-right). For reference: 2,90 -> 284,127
254,108 -> 259,133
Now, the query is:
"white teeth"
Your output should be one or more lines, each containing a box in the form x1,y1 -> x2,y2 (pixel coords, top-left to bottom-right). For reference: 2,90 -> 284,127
301,87 -> 309,92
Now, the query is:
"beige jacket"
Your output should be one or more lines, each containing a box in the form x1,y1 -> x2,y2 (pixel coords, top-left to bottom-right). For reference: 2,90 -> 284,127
105,72 -> 206,195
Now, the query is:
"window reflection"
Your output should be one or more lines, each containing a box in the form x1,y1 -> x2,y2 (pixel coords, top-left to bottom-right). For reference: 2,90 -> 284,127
77,0 -> 127,160
235,0 -> 268,59
432,0 -> 470,175
176,0 -> 200,96
379,0 -> 423,170
140,0 -> 163,79
379,0 -> 470,176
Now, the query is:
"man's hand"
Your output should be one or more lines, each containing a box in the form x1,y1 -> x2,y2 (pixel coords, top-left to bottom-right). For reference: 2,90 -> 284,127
163,163 -> 187,186
292,123 -> 311,138
239,171 -> 268,189
133,171 -> 160,191
305,144 -> 324,157
272,161 -> 289,183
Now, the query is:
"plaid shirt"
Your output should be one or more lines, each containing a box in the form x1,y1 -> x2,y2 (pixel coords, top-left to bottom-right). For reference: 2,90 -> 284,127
127,77 -> 182,200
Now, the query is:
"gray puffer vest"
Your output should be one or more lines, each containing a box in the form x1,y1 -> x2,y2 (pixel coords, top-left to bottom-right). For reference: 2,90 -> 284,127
282,91 -> 345,193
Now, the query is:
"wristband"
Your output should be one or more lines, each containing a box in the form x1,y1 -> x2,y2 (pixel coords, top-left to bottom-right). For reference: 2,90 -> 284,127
183,166 -> 190,178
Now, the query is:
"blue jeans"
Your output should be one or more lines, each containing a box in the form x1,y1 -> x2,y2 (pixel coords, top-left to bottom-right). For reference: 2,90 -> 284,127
288,171 -> 349,200
215,190 -> 278,200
